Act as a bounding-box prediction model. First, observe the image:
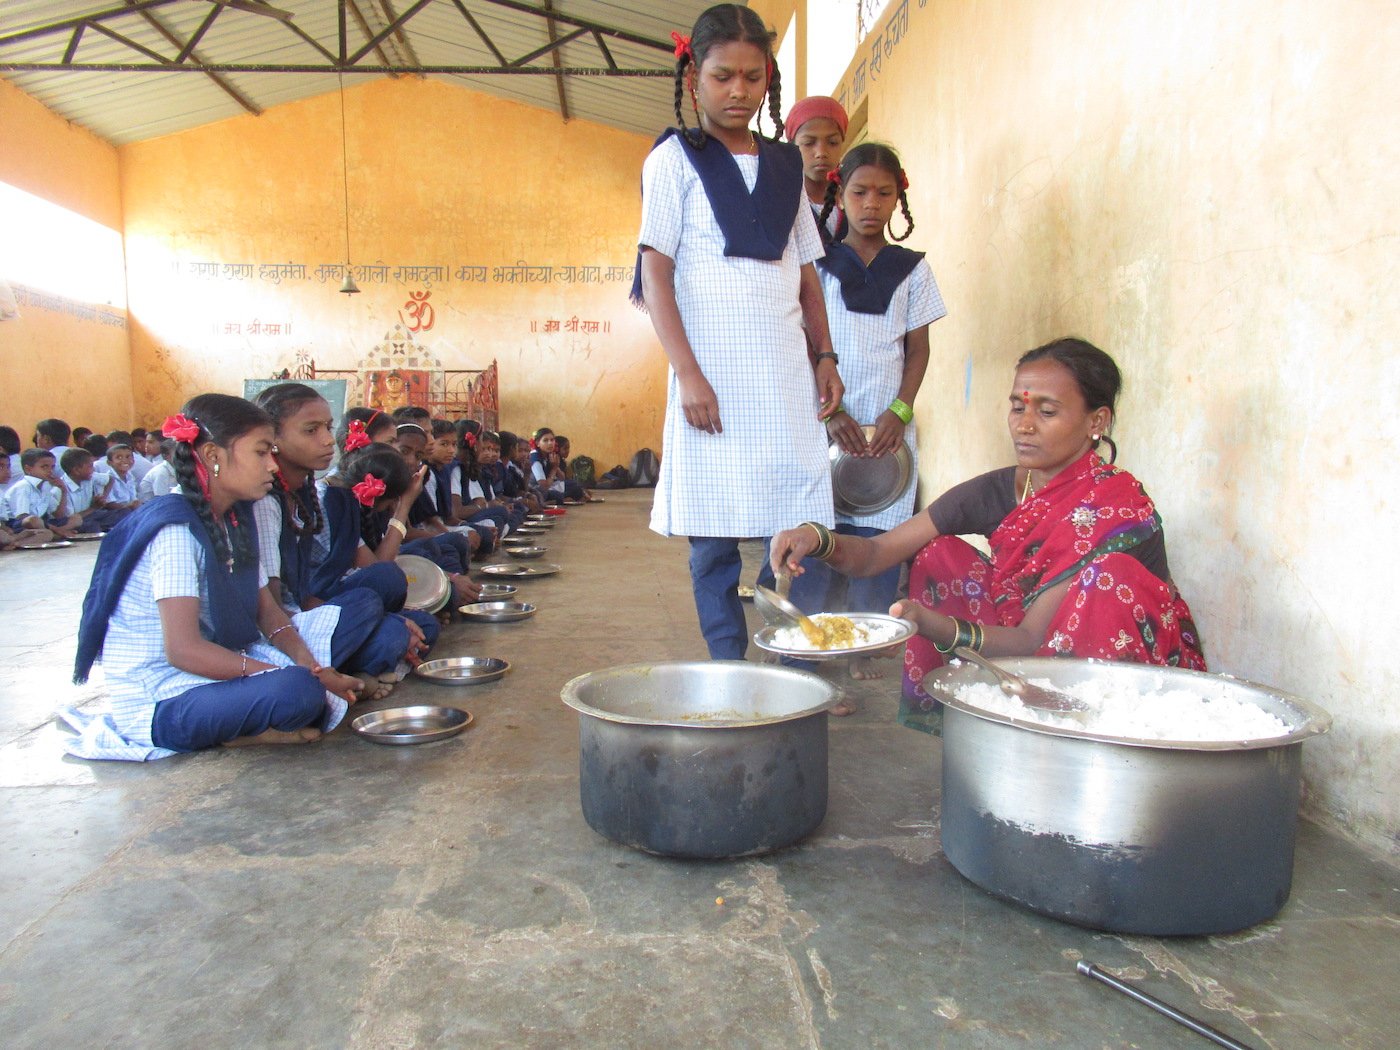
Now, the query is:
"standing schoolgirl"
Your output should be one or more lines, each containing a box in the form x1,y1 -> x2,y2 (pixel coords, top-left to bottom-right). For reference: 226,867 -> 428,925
65,395 -> 364,759
811,143 -> 947,691
635,4 -> 848,659
785,95 -> 848,238
253,384 -> 435,701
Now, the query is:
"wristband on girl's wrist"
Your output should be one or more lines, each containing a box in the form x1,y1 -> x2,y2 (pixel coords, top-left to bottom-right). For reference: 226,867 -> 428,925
387,517 -> 407,538
888,398 -> 914,424
813,351 -> 839,367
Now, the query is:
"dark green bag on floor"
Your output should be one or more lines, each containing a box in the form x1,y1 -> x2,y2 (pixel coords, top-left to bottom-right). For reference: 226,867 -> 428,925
570,455 -> 596,487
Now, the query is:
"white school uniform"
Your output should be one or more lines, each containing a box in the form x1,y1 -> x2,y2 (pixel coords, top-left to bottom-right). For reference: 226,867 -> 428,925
104,470 -> 138,504
639,136 -> 834,538
60,523 -> 345,761
820,256 -> 946,531
64,472 -> 112,515
7,475 -> 61,518
139,460 -> 177,501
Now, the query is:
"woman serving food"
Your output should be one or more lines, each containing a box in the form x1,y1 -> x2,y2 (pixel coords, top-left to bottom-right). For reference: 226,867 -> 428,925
769,337 -> 1206,729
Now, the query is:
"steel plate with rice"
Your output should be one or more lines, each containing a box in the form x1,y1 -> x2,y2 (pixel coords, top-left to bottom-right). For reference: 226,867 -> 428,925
352,705 -> 473,744
829,424 -> 914,515
754,613 -> 915,660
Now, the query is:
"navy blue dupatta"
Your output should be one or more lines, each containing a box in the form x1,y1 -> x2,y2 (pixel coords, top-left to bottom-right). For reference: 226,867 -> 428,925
74,495 -> 260,684
630,129 -> 805,308
309,485 -> 363,599
816,242 -> 925,315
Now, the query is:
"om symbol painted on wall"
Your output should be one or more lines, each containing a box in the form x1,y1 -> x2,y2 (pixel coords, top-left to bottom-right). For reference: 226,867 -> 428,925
400,289 -> 435,332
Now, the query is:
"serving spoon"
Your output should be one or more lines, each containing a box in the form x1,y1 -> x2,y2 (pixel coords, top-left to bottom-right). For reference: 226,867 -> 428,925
754,579 -> 825,648
952,646 -> 1090,720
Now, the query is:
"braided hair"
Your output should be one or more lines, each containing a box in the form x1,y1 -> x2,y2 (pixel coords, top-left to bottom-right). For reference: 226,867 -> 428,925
818,142 -> 916,244
169,393 -> 269,573
673,4 -> 783,148
331,443 -> 412,549
253,382 -> 327,538
456,418 -> 482,482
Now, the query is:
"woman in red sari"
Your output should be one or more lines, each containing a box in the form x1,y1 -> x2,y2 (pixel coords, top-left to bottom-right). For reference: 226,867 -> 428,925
770,337 -> 1205,730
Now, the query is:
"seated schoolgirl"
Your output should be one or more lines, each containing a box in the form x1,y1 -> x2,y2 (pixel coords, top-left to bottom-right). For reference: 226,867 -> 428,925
64,395 -> 369,760
499,433 -> 545,514
448,421 -> 512,541
335,407 -> 396,462
529,428 -> 587,503
317,441 -> 483,608
1,425 -> 22,478
424,419 -> 501,552
252,384 -> 436,702
9,448 -> 81,537
390,423 -> 481,582
474,431 -> 527,533
554,436 -> 598,502
769,339 -> 1206,734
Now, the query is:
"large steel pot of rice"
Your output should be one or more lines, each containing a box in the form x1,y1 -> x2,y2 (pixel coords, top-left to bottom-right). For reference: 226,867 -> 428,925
922,658 -> 1332,935
560,661 -> 839,859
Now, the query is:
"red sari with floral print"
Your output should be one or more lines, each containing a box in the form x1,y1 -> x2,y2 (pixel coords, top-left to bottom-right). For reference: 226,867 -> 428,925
900,450 -> 1205,733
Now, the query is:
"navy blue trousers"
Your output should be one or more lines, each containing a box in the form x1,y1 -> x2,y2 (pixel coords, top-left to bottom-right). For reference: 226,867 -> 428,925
318,561 -> 440,657
688,537 -> 826,661
150,666 -> 326,751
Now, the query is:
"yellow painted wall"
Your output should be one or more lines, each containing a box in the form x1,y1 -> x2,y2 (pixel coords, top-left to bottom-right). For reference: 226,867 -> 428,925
823,0 -> 1398,850
118,77 -> 665,468
0,78 -> 135,437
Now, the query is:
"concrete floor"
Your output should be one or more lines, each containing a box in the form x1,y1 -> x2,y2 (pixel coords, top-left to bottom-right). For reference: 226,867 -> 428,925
0,489 -> 1395,1049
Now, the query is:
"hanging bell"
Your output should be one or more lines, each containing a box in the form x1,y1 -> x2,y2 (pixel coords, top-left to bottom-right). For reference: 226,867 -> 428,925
339,271 -> 361,295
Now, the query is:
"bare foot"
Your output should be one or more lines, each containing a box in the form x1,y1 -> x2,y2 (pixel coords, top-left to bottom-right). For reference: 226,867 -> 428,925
222,727 -> 322,747
830,696 -> 858,717
354,673 -> 397,703
849,656 -> 884,681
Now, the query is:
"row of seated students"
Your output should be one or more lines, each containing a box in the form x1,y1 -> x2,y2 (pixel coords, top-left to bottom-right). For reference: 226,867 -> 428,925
0,420 -> 180,550
51,386 -> 592,761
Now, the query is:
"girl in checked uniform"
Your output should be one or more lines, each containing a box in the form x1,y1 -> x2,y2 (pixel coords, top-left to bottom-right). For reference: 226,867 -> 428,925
633,4 -> 852,660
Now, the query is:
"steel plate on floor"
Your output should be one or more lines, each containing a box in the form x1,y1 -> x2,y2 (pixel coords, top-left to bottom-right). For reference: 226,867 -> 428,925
457,601 -> 537,623
479,563 -> 561,578
413,657 -> 511,685
351,705 -> 472,744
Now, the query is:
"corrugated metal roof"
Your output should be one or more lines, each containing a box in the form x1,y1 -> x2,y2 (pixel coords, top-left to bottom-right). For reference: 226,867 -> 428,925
0,1 -> 722,144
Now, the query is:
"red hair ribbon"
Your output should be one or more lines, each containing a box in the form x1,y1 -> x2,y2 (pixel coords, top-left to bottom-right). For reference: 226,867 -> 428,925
826,169 -> 842,185
352,473 -> 386,507
670,31 -> 692,61
464,431 -> 478,449
344,419 -> 371,452
162,414 -> 201,444
192,458 -> 213,502
899,171 -> 910,191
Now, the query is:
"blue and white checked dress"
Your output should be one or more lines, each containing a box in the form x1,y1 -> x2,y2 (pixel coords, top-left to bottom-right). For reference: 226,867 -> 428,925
62,522 -> 345,761
640,136 -> 835,538
820,257 -> 946,531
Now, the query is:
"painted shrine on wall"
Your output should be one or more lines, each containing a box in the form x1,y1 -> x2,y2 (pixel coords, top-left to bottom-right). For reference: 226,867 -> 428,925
275,325 -> 499,431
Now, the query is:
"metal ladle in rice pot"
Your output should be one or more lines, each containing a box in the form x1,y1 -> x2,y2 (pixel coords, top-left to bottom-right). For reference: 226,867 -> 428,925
952,646 -> 1090,721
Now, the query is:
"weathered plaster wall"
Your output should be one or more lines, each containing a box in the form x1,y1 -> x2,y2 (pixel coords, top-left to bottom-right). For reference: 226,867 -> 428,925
0,78 -> 135,435
829,0 -> 1398,850
118,76 -> 664,468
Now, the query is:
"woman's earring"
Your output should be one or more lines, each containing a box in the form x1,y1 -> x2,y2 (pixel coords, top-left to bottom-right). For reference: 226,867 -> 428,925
212,462 -> 221,477
1091,434 -> 1100,442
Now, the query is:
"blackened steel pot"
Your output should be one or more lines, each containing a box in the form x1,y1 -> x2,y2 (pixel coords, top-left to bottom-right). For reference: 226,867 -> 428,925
922,658 -> 1332,936
561,661 -> 839,859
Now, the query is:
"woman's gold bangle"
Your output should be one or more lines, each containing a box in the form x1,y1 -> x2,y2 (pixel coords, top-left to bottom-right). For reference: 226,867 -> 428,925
801,521 -> 835,561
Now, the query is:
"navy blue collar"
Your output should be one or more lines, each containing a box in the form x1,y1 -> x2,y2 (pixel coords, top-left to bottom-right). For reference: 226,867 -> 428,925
817,242 -> 924,315
630,129 -> 804,308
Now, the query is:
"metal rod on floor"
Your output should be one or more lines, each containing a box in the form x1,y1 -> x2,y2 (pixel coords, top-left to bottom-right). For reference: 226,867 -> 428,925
1076,962 -> 1257,1050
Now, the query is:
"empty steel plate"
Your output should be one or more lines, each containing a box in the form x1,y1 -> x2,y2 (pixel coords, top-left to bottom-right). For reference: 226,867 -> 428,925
351,705 -> 473,745
477,583 -> 518,599
413,657 -> 511,685
479,563 -> 561,578
829,425 -> 914,515
457,601 -> 537,623
505,546 -> 548,559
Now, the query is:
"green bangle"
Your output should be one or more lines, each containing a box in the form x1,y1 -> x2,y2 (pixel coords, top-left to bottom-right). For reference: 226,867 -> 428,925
889,398 -> 914,424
